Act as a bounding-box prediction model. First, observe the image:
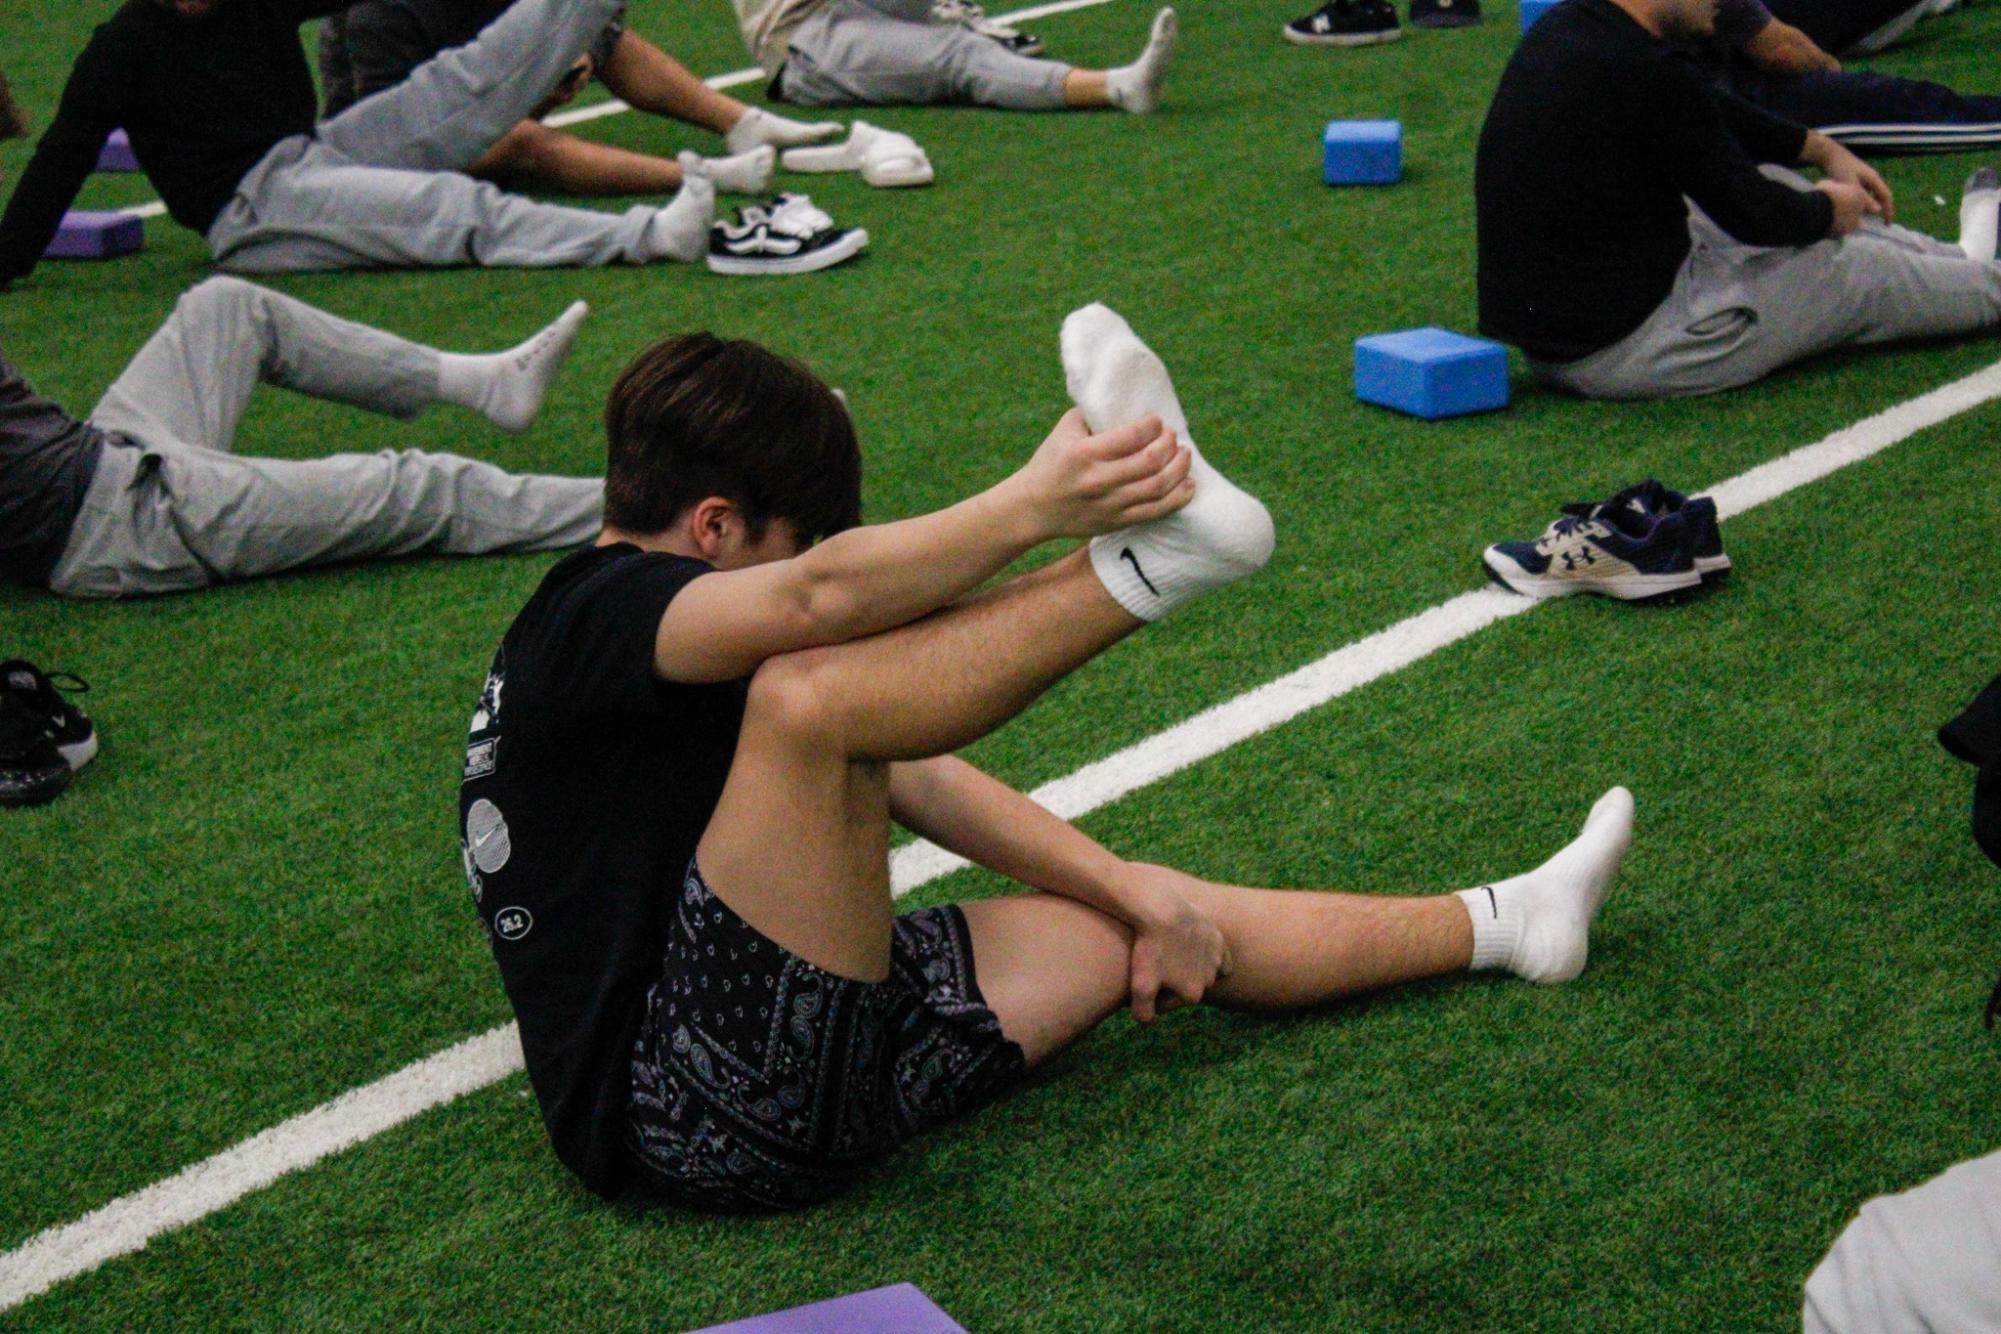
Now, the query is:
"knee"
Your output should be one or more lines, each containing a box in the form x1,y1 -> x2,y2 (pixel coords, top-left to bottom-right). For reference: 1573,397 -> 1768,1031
177,274 -> 258,318
477,121 -> 558,181
743,647 -> 847,748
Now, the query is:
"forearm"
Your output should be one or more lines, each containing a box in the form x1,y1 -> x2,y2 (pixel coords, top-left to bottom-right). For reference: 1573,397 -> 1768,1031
1742,21 -> 1840,74
601,31 -> 745,135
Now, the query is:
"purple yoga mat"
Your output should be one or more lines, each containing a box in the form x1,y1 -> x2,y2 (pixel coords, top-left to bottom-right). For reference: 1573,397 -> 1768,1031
686,1283 -> 968,1334
96,128 -> 139,172
43,210 -> 144,260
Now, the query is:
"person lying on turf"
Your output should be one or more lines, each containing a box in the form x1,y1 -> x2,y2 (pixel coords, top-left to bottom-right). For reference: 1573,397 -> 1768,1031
1476,0 -> 2001,399
459,302 -> 1637,1211
1698,0 -> 2001,156
320,0 -> 844,199
1,275 -> 601,598
0,0 -> 734,288
730,0 -> 1179,114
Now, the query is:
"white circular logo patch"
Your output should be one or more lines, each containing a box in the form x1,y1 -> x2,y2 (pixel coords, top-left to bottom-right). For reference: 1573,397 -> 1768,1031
494,907 -> 534,942
466,798 -> 512,875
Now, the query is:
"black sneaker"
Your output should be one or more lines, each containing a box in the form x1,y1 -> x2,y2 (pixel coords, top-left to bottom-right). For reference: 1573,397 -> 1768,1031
0,659 -> 98,771
0,694 -> 73,808
1284,0 -> 1402,46
707,194 -> 870,276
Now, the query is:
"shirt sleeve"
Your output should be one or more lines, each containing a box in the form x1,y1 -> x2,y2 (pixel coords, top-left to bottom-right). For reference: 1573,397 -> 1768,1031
540,553 -> 715,716
0,33 -> 124,288
1641,55 -> 1832,247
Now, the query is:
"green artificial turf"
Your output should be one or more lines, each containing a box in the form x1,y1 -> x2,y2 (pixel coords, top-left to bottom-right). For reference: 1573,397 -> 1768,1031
3,0 -> 2000,1329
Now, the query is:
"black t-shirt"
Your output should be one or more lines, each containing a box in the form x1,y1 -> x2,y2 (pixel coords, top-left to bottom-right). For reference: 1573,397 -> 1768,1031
0,0 -> 347,286
460,543 -> 746,1198
1474,0 -> 1834,361
0,349 -> 107,588
319,0 -> 627,119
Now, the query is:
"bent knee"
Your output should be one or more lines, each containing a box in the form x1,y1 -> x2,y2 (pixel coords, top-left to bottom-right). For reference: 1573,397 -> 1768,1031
177,274 -> 258,315
743,646 -> 849,747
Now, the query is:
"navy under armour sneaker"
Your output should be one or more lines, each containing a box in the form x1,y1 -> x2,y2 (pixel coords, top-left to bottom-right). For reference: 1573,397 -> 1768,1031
0,659 -> 97,774
1483,500 -> 1700,601
1562,480 -> 1730,581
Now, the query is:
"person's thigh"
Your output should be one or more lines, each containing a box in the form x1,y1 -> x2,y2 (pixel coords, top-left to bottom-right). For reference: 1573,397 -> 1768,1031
88,277 -> 270,452
782,3 -> 976,106
956,892 -> 1131,1066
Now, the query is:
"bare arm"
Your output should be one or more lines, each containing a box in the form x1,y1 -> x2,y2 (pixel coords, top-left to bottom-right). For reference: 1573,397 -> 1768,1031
1740,18 -> 1842,74
654,410 -> 1192,683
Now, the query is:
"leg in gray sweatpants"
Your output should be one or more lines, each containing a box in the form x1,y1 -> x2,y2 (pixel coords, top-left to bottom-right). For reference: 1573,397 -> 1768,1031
780,0 -> 1070,108
208,0 -> 664,272
48,277 -> 601,598
1537,179 -> 2001,399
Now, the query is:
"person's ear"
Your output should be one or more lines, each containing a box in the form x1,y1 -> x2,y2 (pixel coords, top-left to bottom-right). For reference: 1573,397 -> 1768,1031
685,497 -> 740,562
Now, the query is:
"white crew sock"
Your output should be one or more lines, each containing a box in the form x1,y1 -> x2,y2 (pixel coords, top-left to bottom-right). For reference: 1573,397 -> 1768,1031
1456,787 -> 1634,985
644,173 -> 716,263
1061,302 -> 1274,620
682,146 -> 775,195
436,300 -> 589,434
1958,167 -> 1999,262
725,106 -> 844,153
1105,8 -> 1177,114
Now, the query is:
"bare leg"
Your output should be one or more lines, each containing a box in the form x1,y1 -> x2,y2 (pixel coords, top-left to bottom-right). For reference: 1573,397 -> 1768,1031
601,32 -> 747,136
471,120 -> 683,196
1062,70 -> 1113,108
696,549 -> 1144,983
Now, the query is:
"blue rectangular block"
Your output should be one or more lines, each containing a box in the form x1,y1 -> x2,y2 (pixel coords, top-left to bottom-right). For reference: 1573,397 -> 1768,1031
1520,0 -> 1562,30
1322,119 -> 1401,186
43,210 -> 144,261
1354,327 -> 1510,420
96,128 -> 140,173
689,1284 -> 967,1334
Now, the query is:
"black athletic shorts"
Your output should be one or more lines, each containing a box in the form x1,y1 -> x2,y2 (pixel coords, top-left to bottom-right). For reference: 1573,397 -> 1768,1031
626,860 -> 1027,1213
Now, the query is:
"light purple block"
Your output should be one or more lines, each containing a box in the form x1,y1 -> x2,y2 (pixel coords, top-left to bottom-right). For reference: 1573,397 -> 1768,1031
96,129 -> 140,173
43,210 -> 144,261
687,1284 -> 968,1334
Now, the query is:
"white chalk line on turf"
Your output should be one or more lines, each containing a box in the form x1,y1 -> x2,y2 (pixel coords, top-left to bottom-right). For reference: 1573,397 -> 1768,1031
8,356 -> 2001,1315
111,0 -> 1120,222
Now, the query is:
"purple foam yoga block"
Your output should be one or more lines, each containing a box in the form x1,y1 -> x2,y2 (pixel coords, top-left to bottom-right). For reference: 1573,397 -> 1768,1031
44,210 -> 144,260
688,1283 -> 969,1334
96,128 -> 140,172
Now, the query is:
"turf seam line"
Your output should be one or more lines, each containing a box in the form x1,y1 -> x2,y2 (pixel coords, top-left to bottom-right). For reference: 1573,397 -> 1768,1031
111,0 -> 1120,222
7,354 -> 1999,1314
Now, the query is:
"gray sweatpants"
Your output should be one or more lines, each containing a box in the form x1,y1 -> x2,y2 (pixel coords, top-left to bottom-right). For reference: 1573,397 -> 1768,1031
780,0 -> 1071,109
207,0 -> 657,273
48,277 -> 602,598
1538,171 -> 2001,400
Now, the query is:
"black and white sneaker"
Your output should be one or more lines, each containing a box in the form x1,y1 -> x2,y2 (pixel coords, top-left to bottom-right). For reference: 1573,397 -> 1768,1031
1,659 -> 96,771
1284,0 -> 1402,45
932,0 -> 1046,55
0,694 -> 70,808
708,194 -> 870,276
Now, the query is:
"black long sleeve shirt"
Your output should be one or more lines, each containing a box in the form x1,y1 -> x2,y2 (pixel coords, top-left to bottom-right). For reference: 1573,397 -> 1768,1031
0,0 -> 352,287
1475,0 -> 1835,362
0,349 -> 108,588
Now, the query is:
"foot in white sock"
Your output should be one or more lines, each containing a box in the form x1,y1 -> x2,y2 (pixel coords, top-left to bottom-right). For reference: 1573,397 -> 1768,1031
1106,8 -> 1177,114
725,106 -> 843,153
436,300 -> 589,434
1061,301 -> 1273,620
1457,786 -> 1634,984
1959,167 -> 1999,262
683,146 -> 775,195
645,173 -> 716,263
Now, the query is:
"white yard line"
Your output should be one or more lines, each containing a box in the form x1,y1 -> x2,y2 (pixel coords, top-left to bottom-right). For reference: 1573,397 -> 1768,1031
7,352 -> 2000,1313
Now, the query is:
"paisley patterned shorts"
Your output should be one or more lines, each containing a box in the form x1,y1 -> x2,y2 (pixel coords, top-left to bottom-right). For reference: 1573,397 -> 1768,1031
626,859 -> 1027,1212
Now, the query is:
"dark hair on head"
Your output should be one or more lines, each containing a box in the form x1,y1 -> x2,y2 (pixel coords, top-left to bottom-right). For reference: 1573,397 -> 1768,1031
602,332 -> 862,545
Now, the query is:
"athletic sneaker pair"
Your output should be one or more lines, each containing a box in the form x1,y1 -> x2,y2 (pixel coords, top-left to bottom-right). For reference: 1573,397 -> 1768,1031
0,660 -> 97,808
931,0 -> 1045,55
1284,0 -> 1479,45
708,194 -> 869,276
1482,480 -> 1730,602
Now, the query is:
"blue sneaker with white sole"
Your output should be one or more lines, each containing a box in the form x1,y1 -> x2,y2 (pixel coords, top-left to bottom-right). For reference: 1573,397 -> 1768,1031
1483,501 -> 1700,601
1561,479 -> 1730,581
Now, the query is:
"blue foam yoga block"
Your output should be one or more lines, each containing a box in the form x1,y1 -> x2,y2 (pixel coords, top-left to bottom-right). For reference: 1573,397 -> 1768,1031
1354,327 -> 1510,419
44,210 -> 144,260
1322,120 -> 1401,186
96,128 -> 140,173
1520,0 -> 1562,30
689,1284 -> 968,1334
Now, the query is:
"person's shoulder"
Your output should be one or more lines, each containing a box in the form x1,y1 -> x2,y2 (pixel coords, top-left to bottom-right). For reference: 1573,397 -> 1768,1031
530,544 -> 712,617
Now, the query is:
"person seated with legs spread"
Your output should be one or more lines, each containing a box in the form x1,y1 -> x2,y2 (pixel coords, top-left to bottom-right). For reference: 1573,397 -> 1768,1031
0,0 -> 720,289
0,276 -> 603,599
319,0 -> 844,199
731,0 -> 1179,113
460,304 -> 1637,1210
1475,0 -> 2001,399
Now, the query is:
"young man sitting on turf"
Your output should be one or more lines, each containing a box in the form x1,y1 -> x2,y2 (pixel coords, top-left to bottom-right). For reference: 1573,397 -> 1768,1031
320,0 -> 845,199
731,0 -> 1178,114
1,275 -> 601,598
460,303 -> 1638,1210
1475,0 -> 2001,398
0,0 -> 811,286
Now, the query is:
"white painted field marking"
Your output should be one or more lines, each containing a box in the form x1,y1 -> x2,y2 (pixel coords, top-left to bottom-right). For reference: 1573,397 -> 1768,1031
8,355 -> 2000,1314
